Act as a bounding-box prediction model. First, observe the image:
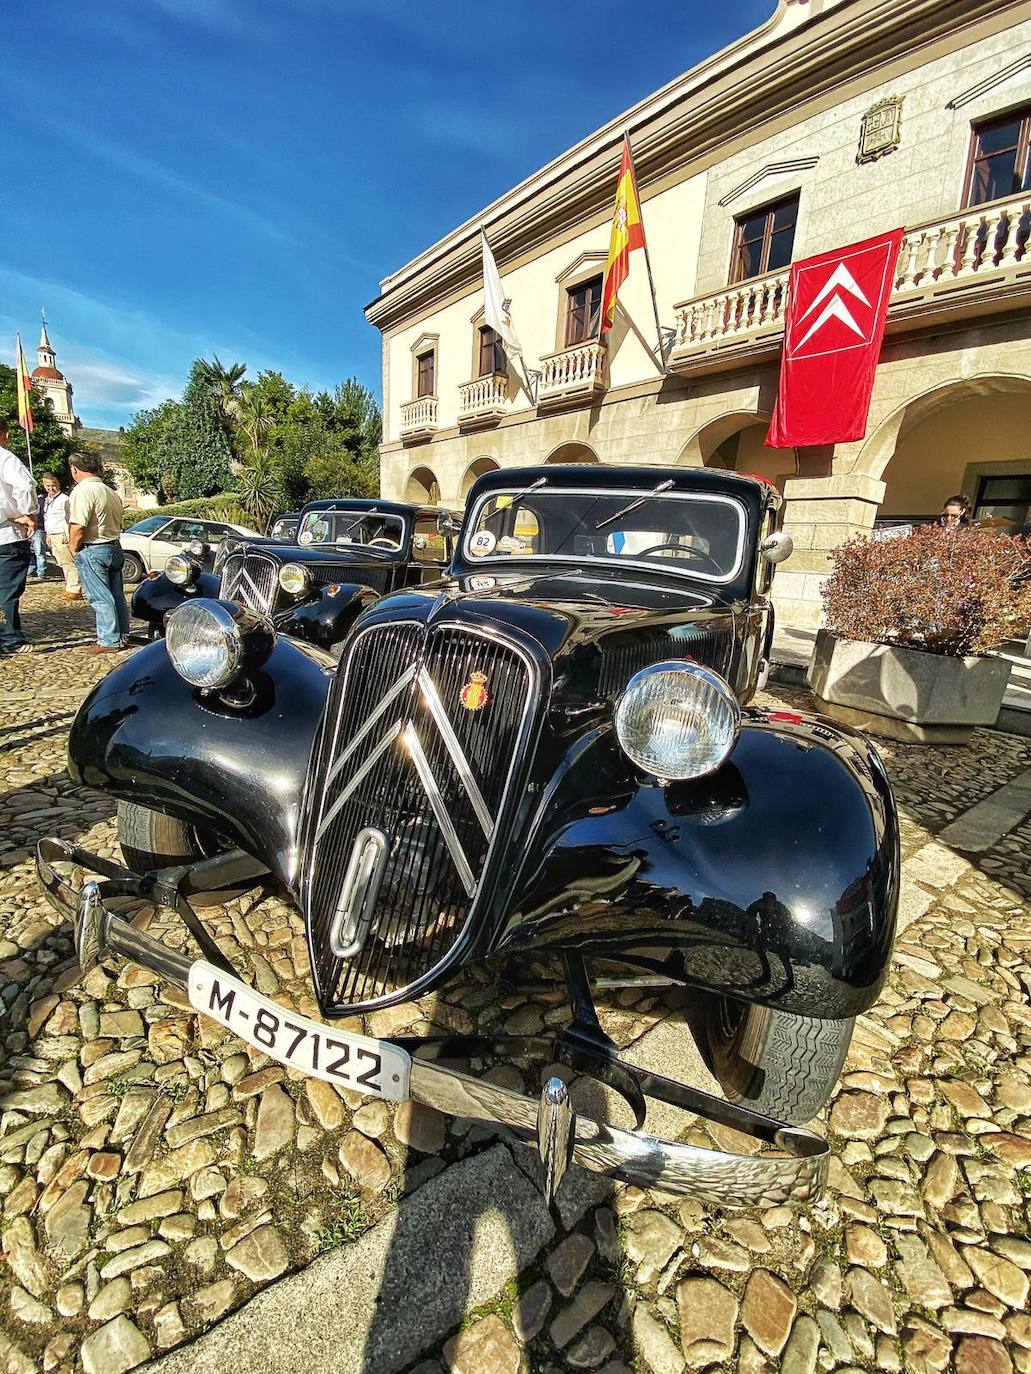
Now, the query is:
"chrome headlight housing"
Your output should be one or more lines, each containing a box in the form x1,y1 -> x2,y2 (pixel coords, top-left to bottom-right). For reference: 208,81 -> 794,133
166,599 -> 274,690
188,538 -> 208,559
615,661 -> 740,781
278,562 -> 311,596
165,553 -> 199,587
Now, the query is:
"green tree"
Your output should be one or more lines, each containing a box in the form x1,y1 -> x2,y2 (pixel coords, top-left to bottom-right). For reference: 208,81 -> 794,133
302,446 -> 378,501
194,355 -> 247,427
159,363 -> 234,500
121,398 -> 180,496
0,363 -> 77,480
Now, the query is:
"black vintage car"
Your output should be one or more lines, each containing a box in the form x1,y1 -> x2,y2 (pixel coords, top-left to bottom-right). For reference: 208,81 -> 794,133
269,510 -> 301,541
39,465 -> 899,1207
131,497 -> 460,655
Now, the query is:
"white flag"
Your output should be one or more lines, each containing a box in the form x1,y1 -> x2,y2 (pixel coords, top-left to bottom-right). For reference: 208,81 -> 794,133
481,229 -> 522,358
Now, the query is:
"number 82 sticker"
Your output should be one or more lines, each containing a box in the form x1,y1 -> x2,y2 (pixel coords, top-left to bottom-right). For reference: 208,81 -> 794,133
469,530 -> 497,557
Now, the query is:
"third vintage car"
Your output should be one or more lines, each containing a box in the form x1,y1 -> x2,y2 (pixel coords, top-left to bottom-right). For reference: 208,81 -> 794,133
131,496 -> 461,654
39,464 -> 899,1207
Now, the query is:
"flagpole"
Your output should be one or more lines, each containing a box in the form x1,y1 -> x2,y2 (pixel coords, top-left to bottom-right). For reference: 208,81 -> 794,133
15,332 -> 34,476
24,427 -> 33,478
627,135 -> 667,373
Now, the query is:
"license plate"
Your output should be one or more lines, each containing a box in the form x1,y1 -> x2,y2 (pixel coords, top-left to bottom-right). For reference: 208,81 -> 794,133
187,962 -> 411,1101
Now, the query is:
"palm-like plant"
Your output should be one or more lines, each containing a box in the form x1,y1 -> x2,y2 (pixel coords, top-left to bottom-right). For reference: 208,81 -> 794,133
237,389 -> 274,459
196,356 -> 247,425
237,451 -> 283,529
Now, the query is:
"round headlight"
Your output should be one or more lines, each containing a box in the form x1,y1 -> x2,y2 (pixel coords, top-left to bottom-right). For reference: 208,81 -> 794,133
165,553 -> 198,587
278,563 -> 310,595
615,661 -> 740,781
188,539 -> 207,558
166,599 -> 273,690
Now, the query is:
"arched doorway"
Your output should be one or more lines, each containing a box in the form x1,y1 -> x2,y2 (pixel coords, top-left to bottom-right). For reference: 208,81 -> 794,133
869,377 -> 1031,532
545,441 -> 599,464
460,456 -> 499,501
681,414 -> 796,489
405,465 -> 441,505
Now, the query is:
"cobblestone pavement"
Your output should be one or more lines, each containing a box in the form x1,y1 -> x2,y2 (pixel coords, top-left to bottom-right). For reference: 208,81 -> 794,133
1,579 -> 1030,1374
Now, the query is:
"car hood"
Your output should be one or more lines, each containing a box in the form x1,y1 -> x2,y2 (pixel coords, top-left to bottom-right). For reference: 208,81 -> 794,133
232,540 -> 401,568
360,567 -> 743,704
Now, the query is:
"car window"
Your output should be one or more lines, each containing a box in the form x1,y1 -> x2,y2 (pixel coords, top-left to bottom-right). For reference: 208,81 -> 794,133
162,520 -> 207,543
464,488 -> 745,583
297,509 -> 406,551
125,516 -> 167,535
412,516 -> 450,564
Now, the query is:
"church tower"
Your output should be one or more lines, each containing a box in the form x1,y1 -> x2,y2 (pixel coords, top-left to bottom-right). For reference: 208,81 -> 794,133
31,314 -> 80,434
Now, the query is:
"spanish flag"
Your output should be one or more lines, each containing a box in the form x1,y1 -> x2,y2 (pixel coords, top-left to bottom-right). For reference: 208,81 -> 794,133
599,134 -> 646,336
15,333 -> 34,434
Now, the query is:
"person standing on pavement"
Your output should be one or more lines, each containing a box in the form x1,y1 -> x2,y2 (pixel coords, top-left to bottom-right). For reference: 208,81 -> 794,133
67,452 -> 131,653
30,488 -> 48,578
0,418 -> 36,657
41,473 -> 81,598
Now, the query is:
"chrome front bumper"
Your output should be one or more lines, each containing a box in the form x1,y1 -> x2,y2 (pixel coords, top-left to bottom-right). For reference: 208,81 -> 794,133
36,837 -> 828,1209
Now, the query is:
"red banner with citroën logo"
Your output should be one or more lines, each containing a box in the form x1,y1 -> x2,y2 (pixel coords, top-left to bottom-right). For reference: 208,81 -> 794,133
767,227 -> 904,448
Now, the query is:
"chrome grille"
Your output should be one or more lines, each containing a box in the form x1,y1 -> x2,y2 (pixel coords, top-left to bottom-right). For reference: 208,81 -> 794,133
220,551 -> 281,615
303,621 -> 535,1010
597,625 -> 733,696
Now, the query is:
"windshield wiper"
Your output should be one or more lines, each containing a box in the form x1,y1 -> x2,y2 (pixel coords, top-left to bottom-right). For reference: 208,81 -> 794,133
484,477 -> 547,523
595,479 -> 674,530
336,509 -> 379,541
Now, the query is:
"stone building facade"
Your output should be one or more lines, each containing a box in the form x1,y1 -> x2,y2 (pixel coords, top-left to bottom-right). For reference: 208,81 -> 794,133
365,0 -> 1031,626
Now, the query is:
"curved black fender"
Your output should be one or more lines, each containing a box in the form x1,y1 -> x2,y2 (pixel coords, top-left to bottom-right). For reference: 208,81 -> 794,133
130,572 -> 221,637
68,638 -> 333,886
495,709 -> 900,1021
274,583 -> 380,655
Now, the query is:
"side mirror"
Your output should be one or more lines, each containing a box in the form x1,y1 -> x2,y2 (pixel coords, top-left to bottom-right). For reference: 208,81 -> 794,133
437,512 -> 461,537
759,531 -> 794,565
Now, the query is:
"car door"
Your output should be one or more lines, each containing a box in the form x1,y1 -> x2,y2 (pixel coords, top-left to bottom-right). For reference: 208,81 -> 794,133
146,519 -> 206,570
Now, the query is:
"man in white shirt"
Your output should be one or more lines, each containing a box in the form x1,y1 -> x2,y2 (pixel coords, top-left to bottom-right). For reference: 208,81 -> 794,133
0,418 -> 36,656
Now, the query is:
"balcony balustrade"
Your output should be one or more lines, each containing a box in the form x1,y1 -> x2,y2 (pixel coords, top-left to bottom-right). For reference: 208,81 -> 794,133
457,373 -> 510,428
670,192 -> 1031,374
537,340 -> 608,408
399,395 -> 439,442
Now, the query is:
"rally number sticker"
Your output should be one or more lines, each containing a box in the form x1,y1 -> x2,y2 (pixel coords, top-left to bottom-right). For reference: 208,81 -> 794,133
469,530 -> 497,557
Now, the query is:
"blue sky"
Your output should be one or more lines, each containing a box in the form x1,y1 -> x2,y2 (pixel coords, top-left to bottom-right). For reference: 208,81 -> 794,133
2,0 -> 770,429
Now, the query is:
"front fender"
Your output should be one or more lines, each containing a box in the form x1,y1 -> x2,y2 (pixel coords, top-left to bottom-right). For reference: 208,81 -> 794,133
498,710 -> 900,1020
274,583 -> 379,653
130,572 -> 221,636
68,638 -> 333,886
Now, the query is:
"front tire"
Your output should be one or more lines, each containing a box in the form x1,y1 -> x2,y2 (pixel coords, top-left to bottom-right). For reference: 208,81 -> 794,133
117,802 -> 243,908
706,998 -> 853,1126
122,552 -> 146,583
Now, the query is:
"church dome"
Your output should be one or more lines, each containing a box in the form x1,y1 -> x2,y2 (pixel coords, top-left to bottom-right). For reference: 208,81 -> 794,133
32,365 -> 65,381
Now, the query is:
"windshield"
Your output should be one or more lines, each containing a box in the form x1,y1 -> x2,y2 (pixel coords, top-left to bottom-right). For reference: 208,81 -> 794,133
463,487 -> 746,583
126,516 -> 168,535
297,509 -> 406,551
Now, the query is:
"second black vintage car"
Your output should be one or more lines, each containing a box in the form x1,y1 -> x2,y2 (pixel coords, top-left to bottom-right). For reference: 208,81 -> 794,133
39,464 -> 899,1207
131,496 -> 461,654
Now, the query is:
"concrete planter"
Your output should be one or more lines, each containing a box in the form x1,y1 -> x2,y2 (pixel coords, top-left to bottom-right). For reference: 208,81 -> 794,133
806,629 -> 1012,744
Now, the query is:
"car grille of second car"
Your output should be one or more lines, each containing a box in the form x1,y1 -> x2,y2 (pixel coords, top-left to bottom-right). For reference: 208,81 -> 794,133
220,551 -> 281,616
301,620 -> 535,1011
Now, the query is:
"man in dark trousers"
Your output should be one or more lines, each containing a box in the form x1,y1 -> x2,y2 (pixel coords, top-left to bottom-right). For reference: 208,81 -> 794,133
0,417 -> 36,656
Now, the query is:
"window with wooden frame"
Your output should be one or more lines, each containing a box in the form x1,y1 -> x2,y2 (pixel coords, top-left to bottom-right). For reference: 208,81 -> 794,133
416,349 -> 435,398
964,107 -> 1031,208
730,192 -> 800,283
477,326 -> 505,377
564,275 -> 603,347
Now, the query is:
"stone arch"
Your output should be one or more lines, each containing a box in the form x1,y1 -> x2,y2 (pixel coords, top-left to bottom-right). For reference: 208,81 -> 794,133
404,465 -> 441,505
460,456 -> 500,501
544,441 -> 599,464
679,411 -> 796,487
856,373 -> 1031,484
861,374 -> 1031,525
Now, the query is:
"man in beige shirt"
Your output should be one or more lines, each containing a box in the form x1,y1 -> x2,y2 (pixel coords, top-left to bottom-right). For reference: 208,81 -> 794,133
68,452 -> 131,652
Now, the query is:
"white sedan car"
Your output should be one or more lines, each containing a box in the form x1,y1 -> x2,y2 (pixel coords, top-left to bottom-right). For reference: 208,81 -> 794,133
120,515 -> 260,583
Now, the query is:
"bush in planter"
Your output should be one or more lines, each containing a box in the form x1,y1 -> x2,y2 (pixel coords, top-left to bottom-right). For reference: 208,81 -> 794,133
822,525 -> 1031,657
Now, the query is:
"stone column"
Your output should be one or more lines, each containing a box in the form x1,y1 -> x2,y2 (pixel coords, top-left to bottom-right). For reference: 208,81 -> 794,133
772,473 -> 885,629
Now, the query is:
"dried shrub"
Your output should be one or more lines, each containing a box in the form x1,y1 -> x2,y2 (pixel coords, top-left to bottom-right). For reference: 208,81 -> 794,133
822,525 -> 1031,657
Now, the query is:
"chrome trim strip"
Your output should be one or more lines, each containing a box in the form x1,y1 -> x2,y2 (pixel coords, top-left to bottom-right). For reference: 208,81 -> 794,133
314,720 -> 403,843
403,723 -> 477,896
416,667 -> 494,839
330,662 -> 419,779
